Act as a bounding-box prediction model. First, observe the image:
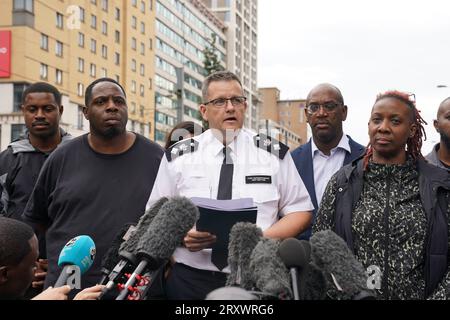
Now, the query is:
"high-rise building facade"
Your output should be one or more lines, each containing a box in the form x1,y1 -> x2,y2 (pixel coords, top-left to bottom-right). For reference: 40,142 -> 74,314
201,0 -> 259,132
154,0 -> 226,145
0,0 -> 156,150
259,87 -> 308,150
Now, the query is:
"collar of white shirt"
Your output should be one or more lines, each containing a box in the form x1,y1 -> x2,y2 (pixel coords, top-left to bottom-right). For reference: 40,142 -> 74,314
202,128 -> 249,159
311,134 -> 351,158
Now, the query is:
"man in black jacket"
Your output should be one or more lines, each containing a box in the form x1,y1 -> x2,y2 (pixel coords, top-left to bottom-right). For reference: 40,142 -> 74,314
0,82 -> 71,296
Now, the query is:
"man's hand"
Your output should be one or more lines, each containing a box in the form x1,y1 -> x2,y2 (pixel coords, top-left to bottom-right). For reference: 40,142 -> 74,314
183,228 -> 216,252
74,285 -> 106,300
31,285 -> 71,300
32,259 -> 48,289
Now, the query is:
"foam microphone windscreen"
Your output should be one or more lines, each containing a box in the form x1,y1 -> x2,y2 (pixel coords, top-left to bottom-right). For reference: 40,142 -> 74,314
226,222 -> 263,289
135,196 -> 199,270
249,238 -> 292,299
101,223 -> 135,272
310,230 -> 375,300
119,197 -> 169,255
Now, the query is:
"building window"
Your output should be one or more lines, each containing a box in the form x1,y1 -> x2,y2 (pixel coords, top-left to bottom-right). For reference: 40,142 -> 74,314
115,7 -> 120,21
131,59 -> 136,72
132,0 -> 137,7
78,83 -> 84,97
140,1 -> 145,13
91,0 -> 97,4
148,38 -> 152,50
131,16 -> 137,29
140,105 -> 144,117
140,85 -> 144,97
101,0 -> 108,11
78,32 -> 85,47
79,7 -> 85,22
131,37 -> 136,50
77,105 -> 84,130
13,83 -> 29,112
130,102 -> 136,114
13,0 -> 34,13
40,34 -> 48,50
131,81 -> 136,93
56,12 -> 63,29
90,39 -> 96,53
101,45 -> 107,58
140,42 -> 145,55
140,64 -> 145,76
56,69 -> 63,84
78,58 -> 85,72
101,68 -> 107,77
114,52 -> 120,65
90,63 -> 96,77
91,14 -> 97,29
40,63 -> 48,80
115,30 -> 120,43
140,22 -> 145,34
55,41 -> 63,57
11,124 -> 27,142
101,21 -> 107,35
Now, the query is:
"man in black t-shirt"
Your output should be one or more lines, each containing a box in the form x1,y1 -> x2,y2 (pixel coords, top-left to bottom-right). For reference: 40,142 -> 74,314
22,78 -> 164,290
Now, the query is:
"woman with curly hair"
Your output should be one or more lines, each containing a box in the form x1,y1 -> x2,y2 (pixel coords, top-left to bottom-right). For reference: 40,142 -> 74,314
314,90 -> 450,299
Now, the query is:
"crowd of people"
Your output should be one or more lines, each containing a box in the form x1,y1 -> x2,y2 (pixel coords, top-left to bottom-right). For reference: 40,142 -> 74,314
0,70 -> 449,300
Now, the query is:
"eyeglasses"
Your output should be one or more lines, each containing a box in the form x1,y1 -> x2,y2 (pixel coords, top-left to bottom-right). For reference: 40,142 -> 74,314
203,96 -> 247,108
306,102 -> 342,114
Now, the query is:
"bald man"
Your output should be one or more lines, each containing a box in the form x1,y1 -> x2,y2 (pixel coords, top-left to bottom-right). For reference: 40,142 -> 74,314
426,97 -> 450,171
291,83 -> 365,240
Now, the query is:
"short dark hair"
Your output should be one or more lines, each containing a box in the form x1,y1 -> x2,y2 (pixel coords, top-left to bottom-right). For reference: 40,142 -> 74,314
0,218 -> 35,266
164,121 -> 205,149
22,82 -> 62,106
84,77 -> 126,107
202,71 -> 243,101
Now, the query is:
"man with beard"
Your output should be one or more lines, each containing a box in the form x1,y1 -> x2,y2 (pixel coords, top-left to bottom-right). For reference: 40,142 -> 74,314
291,83 -> 364,240
426,97 -> 450,171
0,82 -> 72,297
22,78 -> 164,291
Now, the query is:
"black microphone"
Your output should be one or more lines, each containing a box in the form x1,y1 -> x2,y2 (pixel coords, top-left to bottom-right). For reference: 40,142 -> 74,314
249,238 -> 292,299
99,223 -> 135,285
116,196 -> 199,300
226,222 -> 263,290
310,230 -> 377,300
99,197 -> 168,299
278,238 -> 310,300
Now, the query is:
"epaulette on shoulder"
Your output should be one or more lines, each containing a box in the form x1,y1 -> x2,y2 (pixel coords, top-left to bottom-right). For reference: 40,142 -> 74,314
165,138 -> 199,162
253,133 -> 289,160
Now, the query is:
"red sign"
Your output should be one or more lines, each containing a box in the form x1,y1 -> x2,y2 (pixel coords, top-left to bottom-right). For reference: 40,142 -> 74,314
0,30 -> 12,78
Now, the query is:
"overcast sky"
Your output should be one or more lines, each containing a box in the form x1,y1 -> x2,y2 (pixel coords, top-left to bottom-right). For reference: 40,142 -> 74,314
258,0 -> 450,153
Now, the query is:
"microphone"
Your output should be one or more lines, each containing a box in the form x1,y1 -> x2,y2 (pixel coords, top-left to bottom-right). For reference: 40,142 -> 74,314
310,230 -> 376,300
249,238 -> 292,299
226,222 -> 263,290
54,235 -> 96,288
99,223 -> 135,285
116,196 -> 199,300
278,238 -> 310,300
98,197 -> 168,299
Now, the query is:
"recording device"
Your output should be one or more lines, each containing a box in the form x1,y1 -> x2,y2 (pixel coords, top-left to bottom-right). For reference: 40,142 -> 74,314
310,230 -> 376,300
98,197 -> 168,299
278,238 -> 310,300
226,222 -> 263,289
54,235 -> 96,288
115,196 -> 199,300
99,223 -> 135,285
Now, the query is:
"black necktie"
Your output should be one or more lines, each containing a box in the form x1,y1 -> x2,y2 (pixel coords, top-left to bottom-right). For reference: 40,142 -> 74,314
212,147 -> 233,270
217,147 -> 233,200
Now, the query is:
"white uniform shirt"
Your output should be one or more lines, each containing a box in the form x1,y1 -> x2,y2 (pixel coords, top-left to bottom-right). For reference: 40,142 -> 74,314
147,128 -> 314,272
311,134 -> 351,206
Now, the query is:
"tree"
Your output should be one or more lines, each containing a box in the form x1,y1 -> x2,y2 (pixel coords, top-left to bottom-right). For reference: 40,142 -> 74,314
200,34 -> 225,129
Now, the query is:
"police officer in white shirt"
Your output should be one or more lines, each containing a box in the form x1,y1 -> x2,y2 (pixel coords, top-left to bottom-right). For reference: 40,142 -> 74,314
147,71 -> 314,300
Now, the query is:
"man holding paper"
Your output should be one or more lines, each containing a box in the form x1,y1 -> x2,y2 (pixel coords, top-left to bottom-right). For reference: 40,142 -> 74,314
146,71 -> 314,300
